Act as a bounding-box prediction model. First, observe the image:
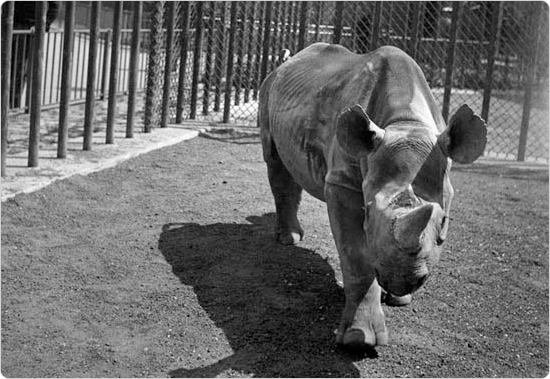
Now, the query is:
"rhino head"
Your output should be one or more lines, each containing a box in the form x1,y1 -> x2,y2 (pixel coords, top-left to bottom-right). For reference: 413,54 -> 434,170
337,104 -> 486,296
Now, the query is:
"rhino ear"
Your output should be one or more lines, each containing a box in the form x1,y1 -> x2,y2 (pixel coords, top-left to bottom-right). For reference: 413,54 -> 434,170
438,104 -> 487,164
336,105 -> 385,156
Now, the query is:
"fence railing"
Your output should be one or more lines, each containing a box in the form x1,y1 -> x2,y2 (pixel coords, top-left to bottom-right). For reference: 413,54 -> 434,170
8,28 -> 150,113
2,1 -> 548,178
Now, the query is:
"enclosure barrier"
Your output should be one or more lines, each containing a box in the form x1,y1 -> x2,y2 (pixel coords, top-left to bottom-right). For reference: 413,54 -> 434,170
1,1 -> 548,177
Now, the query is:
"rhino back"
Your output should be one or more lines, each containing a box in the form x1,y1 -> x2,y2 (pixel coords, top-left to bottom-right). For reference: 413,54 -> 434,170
260,43 -> 446,197
263,43 -> 379,198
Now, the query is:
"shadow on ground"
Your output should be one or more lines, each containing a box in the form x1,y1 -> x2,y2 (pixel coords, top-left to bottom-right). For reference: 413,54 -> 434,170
199,128 -> 261,145
158,213 -> 362,378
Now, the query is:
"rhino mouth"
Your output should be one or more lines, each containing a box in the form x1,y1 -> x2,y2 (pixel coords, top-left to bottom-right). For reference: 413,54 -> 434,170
375,268 -> 430,297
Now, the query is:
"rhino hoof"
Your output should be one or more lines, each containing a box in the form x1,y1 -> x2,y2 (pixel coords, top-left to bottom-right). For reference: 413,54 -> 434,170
340,327 -> 388,351
277,231 -> 302,245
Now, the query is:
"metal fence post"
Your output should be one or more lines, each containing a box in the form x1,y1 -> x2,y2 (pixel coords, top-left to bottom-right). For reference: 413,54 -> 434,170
213,3 -> 227,112
100,30 -> 111,100
244,2 -> 257,103
57,1 -> 75,158
272,1 -> 281,64
235,2 -> 245,106
253,2 -> 265,100
106,1 -> 122,143
202,1 -> 217,116
518,3 -> 542,162
481,1 -> 504,123
314,2 -> 323,41
223,1 -> 238,123
161,1 -> 176,127
408,2 -> 422,59
297,1 -> 308,51
190,1 -> 204,119
441,2 -> 461,123
144,1 -> 164,132
260,1 -> 273,86
333,1 -> 344,44
83,1 -> 101,150
126,1 -> 142,138
176,1 -> 190,123
370,2 -> 382,50
292,2 -> 299,52
1,1 -> 14,176
28,1 -> 47,166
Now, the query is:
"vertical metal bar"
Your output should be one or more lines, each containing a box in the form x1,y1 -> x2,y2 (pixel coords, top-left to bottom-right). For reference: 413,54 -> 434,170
481,2 -> 504,123
202,1 -> 216,116
25,32 -> 34,113
223,1 -> 238,123
55,31 -> 64,102
260,1 -> 273,85
83,1 -> 101,150
351,2 -> 359,52
279,1 -> 288,49
58,1 -> 75,158
253,3 -> 264,100
235,2 -> 245,106
314,2 -> 322,41
284,2 -> 293,50
213,2 -> 227,112
244,1 -> 256,103
518,3 -> 542,162
1,1 -> 14,176
176,1 -> 190,122
297,1 -> 308,51
442,2 -> 461,122
190,1 -> 204,119
9,34 -> 18,109
126,1 -> 142,138
161,1 -> 176,127
292,2 -> 299,51
333,2 -> 344,44
144,1 -> 164,132
47,33 -> 56,104
77,32 -> 84,99
28,1 -> 47,167
106,1 -> 122,143
371,2 -> 382,50
43,30 -> 51,105
100,30 -> 111,100
272,1 -> 280,59
409,2 -> 422,59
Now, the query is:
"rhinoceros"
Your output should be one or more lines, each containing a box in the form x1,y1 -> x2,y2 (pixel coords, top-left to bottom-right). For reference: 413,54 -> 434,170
258,43 -> 487,350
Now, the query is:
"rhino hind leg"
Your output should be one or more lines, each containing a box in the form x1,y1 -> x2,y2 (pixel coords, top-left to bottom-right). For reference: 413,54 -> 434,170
265,145 -> 304,245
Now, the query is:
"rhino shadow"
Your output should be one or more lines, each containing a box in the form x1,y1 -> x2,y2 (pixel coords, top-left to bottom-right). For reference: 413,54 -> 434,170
158,213 -> 364,378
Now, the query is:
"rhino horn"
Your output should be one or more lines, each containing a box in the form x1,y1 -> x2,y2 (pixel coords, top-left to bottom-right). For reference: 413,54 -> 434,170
393,204 -> 434,250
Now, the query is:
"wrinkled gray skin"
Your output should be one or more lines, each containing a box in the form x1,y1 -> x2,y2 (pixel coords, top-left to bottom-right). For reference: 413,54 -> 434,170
259,43 -> 487,350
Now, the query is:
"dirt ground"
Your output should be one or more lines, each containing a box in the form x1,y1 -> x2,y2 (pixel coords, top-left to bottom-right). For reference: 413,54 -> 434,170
1,129 -> 548,378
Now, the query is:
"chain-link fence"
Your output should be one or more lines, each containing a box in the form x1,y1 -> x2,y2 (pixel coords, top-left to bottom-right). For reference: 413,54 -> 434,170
143,1 -> 547,162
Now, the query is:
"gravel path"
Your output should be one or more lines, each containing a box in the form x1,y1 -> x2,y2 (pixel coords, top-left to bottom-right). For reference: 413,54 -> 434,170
2,130 -> 548,377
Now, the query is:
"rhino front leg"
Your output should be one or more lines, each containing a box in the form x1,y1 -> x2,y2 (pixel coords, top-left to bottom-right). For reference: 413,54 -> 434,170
263,143 -> 304,245
325,183 -> 388,350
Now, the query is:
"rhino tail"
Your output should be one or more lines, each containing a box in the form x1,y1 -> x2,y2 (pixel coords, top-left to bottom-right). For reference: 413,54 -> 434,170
278,49 -> 292,64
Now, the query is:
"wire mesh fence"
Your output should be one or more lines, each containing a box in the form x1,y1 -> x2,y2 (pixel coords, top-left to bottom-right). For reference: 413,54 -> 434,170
4,1 -> 548,164
142,1 -> 547,162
